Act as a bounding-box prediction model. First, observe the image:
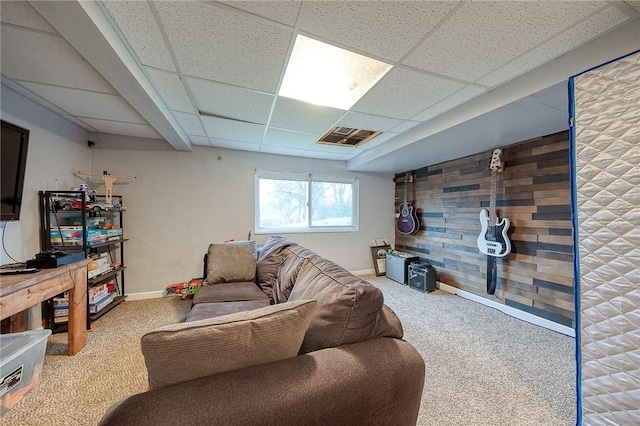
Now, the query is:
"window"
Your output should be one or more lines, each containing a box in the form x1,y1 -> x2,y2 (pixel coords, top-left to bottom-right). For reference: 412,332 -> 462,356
255,170 -> 358,233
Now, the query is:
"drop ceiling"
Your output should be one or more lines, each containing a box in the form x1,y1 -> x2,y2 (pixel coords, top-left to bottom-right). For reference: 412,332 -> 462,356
1,1 -> 639,173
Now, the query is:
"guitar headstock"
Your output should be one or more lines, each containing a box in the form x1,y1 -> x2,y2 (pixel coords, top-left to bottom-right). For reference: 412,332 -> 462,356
489,149 -> 504,172
402,171 -> 415,183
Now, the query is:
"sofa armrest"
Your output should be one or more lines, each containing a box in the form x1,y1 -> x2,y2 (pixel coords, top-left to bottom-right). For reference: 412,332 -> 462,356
99,338 -> 425,426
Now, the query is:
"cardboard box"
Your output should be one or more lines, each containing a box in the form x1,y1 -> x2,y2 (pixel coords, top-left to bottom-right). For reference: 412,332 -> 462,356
0,329 -> 51,414
67,217 -> 107,229
89,292 -> 114,314
50,228 -> 106,246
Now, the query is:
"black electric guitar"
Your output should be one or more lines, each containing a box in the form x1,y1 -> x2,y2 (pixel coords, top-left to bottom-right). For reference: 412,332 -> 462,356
477,149 -> 511,294
396,172 -> 419,235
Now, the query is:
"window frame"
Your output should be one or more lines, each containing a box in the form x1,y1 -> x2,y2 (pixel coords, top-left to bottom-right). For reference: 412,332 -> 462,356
254,170 -> 359,234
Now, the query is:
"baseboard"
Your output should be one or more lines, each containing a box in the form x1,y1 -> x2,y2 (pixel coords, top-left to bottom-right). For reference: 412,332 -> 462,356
351,268 -> 375,276
126,290 -> 164,301
437,282 -> 575,337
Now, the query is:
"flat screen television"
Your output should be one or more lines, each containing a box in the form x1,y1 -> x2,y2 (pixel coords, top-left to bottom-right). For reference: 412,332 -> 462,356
1,120 -> 30,221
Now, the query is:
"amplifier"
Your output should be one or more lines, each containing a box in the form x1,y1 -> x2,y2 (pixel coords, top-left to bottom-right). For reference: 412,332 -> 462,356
386,251 -> 418,285
408,262 -> 437,293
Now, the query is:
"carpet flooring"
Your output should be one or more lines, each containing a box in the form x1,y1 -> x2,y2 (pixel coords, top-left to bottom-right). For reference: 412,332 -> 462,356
2,275 -> 576,425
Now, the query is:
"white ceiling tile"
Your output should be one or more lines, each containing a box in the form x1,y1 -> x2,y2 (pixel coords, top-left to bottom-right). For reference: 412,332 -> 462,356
301,150 -> 344,161
60,114 -> 98,132
270,97 -> 345,134
404,1 -> 605,83
260,145 -> 306,157
353,67 -> 465,119
145,68 -> 195,114
412,86 -> 487,122
101,1 -> 177,72
263,128 -> 319,149
359,132 -> 398,150
300,2 -> 457,62
0,26 -> 116,93
173,112 -> 206,137
79,118 -> 161,139
189,135 -> 210,146
217,1 -> 302,27
0,1 -> 56,32
305,143 -> 357,154
210,138 -> 261,152
187,77 -> 273,124
390,121 -> 420,134
337,112 -> 402,132
476,7 -> 631,87
625,2 -> 640,13
155,2 -> 291,93
18,81 -> 146,123
201,115 -> 265,143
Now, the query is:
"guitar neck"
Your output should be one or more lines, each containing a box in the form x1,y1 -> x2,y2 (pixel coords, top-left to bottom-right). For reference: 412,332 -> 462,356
490,170 -> 497,227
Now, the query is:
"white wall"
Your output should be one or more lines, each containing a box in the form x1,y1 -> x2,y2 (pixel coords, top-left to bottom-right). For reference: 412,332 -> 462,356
89,146 -> 395,294
1,85 -> 90,265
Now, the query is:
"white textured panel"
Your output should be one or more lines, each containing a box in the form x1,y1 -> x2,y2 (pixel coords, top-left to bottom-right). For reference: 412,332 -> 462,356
300,1 -> 457,62
187,77 -> 273,125
0,26 -> 116,93
18,81 -> 145,123
145,68 -> 195,114
155,2 -> 291,93
405,1 -> 605,83
101,1 -> 176,72
0,1 -> 55,32
477,7 -> 631,87
263,128 -> 319,149
337,112 -> 402,132
270,97 -> 345,134
201,115 -> 265,143
412,86 -> 487,122
173,112 -> 206,137
79,118 -> 161,139
217,1 -> 302,27
575,51 -> 640,424
352,67 -> 464,120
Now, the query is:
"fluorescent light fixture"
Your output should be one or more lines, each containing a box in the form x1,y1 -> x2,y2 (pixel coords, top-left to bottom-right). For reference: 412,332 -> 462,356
279,35 -> 392,110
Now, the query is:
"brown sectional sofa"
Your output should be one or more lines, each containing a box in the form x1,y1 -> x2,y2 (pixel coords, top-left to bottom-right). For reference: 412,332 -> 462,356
99,236 -> 425,426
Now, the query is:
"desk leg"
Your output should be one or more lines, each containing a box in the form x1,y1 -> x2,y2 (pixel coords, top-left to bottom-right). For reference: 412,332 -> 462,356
66,266 -> 87,355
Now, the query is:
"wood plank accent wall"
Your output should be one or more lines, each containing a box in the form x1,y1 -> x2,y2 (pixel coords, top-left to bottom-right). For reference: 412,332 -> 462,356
395,131 -> 574,327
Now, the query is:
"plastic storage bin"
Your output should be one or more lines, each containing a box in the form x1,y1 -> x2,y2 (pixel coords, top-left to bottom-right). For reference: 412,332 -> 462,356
0,329 -> 51,414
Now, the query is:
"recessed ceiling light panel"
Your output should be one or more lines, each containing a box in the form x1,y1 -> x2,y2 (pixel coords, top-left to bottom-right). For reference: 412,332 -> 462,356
279,35 -> 392,110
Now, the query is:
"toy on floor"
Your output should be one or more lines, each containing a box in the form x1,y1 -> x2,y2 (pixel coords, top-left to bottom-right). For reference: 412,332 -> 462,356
163,278 -> 203,300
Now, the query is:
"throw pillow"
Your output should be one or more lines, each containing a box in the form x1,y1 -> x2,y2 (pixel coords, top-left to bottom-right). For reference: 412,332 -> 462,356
141,299 -> 317,390
205,241 -> 257,284
256,236 -> 296,301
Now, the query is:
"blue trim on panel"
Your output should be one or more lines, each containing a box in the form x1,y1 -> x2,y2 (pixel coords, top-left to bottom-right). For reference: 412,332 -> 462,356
568,76 -> 582,426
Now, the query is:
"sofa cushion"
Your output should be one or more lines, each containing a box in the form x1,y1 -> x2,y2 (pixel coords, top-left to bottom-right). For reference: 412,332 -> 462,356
186,300 -> 270,322
192,282 -> 269,304
372,304 -> 404,339
205,241 -> 257,284
272,245 -> 317,304
288,256 -> 384,353
256,236 -> 297,302
141,300 -> 317,390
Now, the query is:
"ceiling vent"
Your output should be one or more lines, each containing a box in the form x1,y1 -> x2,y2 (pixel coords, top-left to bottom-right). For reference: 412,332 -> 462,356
317,126 -> 380,147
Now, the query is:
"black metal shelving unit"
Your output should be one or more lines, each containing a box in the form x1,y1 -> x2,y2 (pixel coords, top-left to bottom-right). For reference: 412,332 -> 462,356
38,190 -> 127,332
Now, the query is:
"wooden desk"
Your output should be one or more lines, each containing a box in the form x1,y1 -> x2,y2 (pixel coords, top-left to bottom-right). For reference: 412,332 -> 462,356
0,259 -> 89,355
